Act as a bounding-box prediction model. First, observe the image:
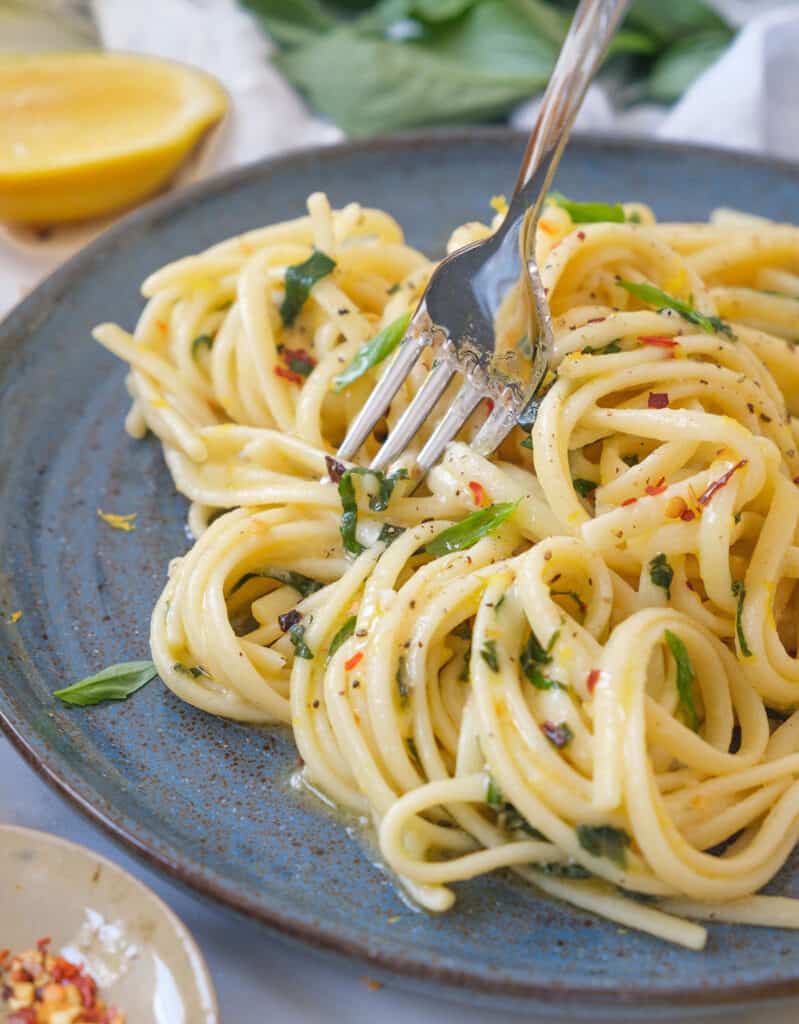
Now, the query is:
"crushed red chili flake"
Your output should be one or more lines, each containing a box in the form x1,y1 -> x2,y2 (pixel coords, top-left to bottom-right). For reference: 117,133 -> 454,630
468,480 -> 488,507
645,477 -> 667,496
1,945 -> 124,1024
484,398 -> 495,413
647,392 -> 669,409
282,347 -> 317,378
621,496 -> 638,507
325,455 -> 346,483
586,669 -> 601,693
345,651 -> 364,672
274,364 -> 304,385
680,509 -> 696,522
577,231 -> 586,240
639,335 -> 678,350
698,459 -> 748,506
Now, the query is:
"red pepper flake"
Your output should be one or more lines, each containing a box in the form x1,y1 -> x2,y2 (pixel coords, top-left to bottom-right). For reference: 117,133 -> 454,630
577,231 -> 586,240
283,347 -> 317,378
468,480 -> 488,508
8,1009 -> 36,1024
74,973 -> 97,1009
10,967 -> 32,983
541,721 -> 573,748
586,669 -> 600,694
51,956 -> 80,981
484,398 -> 494,413
621,496 -> 638,507
680,509 -> 696,522
0,949 -> 8,965
698,459 -> 747,507
36,937 -> 50,951
639,335 -> 678,349
274,365 -> 304,385
645,477 -> 666,497
345,651 -> 364,672
647,392 -> 669,409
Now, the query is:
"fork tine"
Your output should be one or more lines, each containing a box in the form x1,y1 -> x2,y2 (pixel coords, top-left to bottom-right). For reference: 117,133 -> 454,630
336,332 -> 427,462
471,403 -> 519,457
415,379 -> 484,477
369,360 -> 454,472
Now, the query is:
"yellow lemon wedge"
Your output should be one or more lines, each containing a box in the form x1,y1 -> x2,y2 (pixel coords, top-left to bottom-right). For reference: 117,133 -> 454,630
0,52 -> 228,225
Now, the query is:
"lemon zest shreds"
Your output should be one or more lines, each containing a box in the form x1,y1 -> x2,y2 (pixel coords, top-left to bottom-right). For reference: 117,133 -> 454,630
97,509 -> 137,532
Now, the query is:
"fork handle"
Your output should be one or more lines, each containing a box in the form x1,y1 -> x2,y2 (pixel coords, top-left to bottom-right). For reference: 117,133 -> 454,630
513,0 -> 631,209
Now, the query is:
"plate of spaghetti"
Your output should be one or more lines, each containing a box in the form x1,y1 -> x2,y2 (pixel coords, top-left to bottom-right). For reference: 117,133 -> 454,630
3,130 -> 799,1015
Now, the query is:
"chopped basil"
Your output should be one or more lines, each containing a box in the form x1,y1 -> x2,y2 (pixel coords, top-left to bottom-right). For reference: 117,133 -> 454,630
520,629 -> 560,690
335,467 -> 409,555
280,249 -> 336,326
550,192 -> 625,224
328,616 -> 356,659
576,824 -> 631,867
664,629 -> 699,730
288,622 -> 314,660
278,608 -> 302,633
452,620 -> 472,641
173,662 -> 209,678
648,552 -> 674,598
582,340 -> 621,355
332,310 -> 411,392
618,280 -> 733,337
191,334 -> 214,358
423,501 -> 519,557
537,862 -> 592,879
627,211 -> 642,224
378,522 -> 405,544
282,347 -> 316,378
486,776 -> 546,839
232,569 -> 324,598
541,721 -> 574,748
551,589 -> 587,615
731,580 -> 752,657
573,477 -> 598,498
520,435 -> 533,450
480,639 -> 499,672
54,660 -> 158,707
396,655 -> 409,707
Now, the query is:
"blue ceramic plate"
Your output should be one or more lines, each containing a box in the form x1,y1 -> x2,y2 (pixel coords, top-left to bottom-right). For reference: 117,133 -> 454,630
2,132 -> 799,1018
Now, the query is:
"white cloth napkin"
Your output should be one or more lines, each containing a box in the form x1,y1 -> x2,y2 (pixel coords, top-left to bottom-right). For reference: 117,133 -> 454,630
1,0 -> 797,318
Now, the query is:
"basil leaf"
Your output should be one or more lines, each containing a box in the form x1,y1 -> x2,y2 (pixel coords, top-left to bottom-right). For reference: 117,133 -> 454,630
452,620 -> 472,640
280,249 -> 336,326
378,522 -> 405,544
537,861 -> 592,879
396,655 -> 410,707
54,660 -> 157,707
576,824 -> 631,867
423,500 -> 519,557
289,622 -> 314,660
648,29 -> 732,103
338,471 -> 363,555
551,589 -> 587,615
731,580 -> 752,658
648,552 -> 673,598
480,639 -> 499,672
550,192 -> 625,224
573,477 -> 598,498
241,0 -> 336,47
336,467 -> 408,555
618,280 -> 733,337
520,629 -> 560,690
332,311 -> 411,392
582,340 -> 621,355
191,334 -> 214,359
486,776 -> 547,839
328,616 -> 356,659
664,629 -> 699,730
626,0 -> 731,45
232,569 -> 324,598
486,773 -> 503,808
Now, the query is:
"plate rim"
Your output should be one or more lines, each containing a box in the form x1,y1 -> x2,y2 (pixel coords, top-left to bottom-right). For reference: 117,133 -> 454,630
3,127 -> 799,1013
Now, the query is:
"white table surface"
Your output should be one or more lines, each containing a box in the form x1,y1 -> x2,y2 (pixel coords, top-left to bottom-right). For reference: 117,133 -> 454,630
1,736 -> 798,1023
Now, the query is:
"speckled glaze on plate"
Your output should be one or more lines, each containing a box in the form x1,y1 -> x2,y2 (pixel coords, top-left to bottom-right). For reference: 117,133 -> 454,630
0,825 -> 218,1022
2,131 -> 799,1018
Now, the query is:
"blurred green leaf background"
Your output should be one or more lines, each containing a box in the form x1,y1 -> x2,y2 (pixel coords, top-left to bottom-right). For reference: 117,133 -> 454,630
241,0 -> 734,136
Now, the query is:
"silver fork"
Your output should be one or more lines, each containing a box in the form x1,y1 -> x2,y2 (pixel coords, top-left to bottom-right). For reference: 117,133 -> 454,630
337,0 -> 631,478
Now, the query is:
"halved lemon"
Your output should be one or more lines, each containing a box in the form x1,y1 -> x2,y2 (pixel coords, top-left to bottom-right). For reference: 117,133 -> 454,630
0,52 -> 228,225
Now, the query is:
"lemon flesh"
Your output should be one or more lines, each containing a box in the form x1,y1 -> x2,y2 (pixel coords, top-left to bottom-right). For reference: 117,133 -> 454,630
0,52 -> 228,225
